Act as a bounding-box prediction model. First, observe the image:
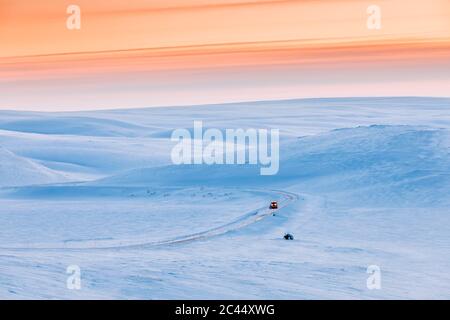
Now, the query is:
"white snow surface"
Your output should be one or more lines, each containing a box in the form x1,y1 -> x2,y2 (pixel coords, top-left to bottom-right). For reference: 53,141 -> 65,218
0,97 -> 449,299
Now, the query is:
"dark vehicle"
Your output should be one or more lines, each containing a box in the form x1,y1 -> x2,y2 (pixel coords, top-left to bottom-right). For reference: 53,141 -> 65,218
284,233 -> 294,240
270,201 -> 278,209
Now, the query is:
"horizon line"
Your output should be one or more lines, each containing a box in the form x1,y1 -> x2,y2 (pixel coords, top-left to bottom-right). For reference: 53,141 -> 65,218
2,96 -> 449,114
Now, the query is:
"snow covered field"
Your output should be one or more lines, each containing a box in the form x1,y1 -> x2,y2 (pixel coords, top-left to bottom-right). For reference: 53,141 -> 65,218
0,97 -> 449,299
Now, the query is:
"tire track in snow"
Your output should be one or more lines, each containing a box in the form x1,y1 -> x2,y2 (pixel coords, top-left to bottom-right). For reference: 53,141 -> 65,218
0,189 -> 299,251
122,189 -> 300,249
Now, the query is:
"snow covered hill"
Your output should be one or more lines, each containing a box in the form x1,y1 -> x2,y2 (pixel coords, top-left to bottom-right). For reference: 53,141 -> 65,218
0,146 -> 68,187
98,125 -> 450,207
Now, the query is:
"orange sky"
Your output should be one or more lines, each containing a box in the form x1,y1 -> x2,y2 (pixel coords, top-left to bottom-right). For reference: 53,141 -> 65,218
0,0 -> 449,110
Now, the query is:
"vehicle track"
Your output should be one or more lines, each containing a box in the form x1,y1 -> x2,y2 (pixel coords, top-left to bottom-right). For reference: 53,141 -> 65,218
122,189 -> 299,249
0,189 -> 299,251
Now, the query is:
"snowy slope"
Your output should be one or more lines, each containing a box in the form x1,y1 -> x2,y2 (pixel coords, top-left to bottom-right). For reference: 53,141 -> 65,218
99,125 -> 450,206
0,146 -> 68,187
0,114 -> 154,137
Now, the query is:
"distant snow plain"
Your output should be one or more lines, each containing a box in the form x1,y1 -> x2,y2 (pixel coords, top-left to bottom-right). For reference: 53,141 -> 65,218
0,97 -> 449,299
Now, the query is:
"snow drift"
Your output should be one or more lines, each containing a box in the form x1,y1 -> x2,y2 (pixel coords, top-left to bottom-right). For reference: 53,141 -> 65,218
0,146 -> 67,187
97,125 -> 450,206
